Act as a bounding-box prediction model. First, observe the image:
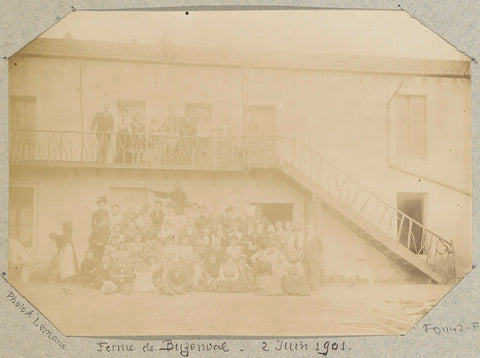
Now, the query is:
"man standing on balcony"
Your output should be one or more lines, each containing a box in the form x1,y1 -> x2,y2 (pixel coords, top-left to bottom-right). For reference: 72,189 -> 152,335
91,102 -> 114,163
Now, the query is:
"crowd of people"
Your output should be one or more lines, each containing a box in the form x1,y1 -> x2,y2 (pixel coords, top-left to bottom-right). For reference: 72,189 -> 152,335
75,184 -> 324,296
90,102 -> 274,167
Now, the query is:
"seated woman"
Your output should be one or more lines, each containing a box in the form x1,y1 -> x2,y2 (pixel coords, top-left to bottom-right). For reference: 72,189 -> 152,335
243,223 -> 258,265
152,265 -> 177,295
123,220 -> 139,243
162,236 -> 177,265
165,259 -> 193,295
225,234 -> 244,260
177,236 -> 194,260
202,252 -> 220,291
112,241 -> 130,262
133,260 -> 156,293
217,257 -> 240,293
92,254 -> 112,290
195,226 -> 211,260
104,235 -> 119,257
129,233 -> 144,258
251,244 -> 285,296
109,260 -> 136,295
109,224 -> 125,246
78,249 -> 98,288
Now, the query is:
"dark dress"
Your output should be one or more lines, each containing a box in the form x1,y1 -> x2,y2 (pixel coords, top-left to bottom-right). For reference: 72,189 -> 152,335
304,234 -> 325,292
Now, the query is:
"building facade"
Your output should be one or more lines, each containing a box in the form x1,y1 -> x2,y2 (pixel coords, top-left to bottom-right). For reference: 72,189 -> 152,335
8,38 -> 471,283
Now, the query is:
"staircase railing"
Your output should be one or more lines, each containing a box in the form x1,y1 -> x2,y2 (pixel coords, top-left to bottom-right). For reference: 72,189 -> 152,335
268,137 -> 456,283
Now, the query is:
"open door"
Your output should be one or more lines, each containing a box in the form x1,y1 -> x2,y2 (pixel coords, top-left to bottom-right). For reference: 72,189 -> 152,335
397,193 -> 425,254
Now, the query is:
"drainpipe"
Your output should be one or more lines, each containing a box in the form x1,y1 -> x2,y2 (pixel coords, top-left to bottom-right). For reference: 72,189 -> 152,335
385,78 -> 404,165
79,61 -> 85,161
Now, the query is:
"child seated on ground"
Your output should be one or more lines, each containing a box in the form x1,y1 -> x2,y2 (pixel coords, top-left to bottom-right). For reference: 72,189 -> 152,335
78,249 -> 98,288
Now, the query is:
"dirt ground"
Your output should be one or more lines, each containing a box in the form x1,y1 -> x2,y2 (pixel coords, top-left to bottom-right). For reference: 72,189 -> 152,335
13,282 -> 452,337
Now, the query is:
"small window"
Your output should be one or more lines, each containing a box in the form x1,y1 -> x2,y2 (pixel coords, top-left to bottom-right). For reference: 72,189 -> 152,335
9,96 -> 36,130
9,187 -> 34,247
246,106 -> 276,136
395,95 -> 426,159
110,187 -> 148,211
117,100 -> 146,126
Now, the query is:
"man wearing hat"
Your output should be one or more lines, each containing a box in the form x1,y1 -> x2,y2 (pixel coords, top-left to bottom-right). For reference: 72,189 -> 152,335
150,182 -> 188,215
91,196 -> 109,230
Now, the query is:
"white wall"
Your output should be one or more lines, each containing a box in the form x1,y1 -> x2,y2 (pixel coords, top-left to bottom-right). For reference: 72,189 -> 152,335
9,56 -> 472,276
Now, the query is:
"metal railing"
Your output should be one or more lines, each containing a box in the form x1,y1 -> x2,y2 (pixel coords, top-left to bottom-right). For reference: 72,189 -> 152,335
272,137 -> 456,283
9,129 -> 247,170
9,129 -> 456,282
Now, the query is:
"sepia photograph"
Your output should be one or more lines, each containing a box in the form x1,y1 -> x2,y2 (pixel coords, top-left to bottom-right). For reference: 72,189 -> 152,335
7,9 -> 472,336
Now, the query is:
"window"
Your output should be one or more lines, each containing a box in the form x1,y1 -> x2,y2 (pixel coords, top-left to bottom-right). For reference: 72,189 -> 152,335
9,96 -> 36,130
117,100 -> 146,125
110,187 -> 148,211
246,106 -> 276,136
9,187 -> 34,247
185,103 -> 212,135
395,95 -> 426,159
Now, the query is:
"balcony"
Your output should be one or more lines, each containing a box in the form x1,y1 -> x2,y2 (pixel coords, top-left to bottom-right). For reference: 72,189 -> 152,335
9,130 -> 282,171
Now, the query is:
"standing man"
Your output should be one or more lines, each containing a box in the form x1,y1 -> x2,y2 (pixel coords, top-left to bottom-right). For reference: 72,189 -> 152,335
304,224 -> 325,292
91,102 -> 114,163
91,196 -> 109,230
150,182 -> 188,215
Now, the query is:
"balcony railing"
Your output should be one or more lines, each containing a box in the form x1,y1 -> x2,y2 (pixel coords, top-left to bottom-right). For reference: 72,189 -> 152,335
9,129 -> 456,282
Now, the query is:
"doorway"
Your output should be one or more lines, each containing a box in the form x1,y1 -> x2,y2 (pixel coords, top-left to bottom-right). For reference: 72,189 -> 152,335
250,202 -> 293,224
396,193 -> 425,254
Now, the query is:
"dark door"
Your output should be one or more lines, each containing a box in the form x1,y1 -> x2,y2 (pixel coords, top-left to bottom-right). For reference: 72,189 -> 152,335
250,202 -> 293,224
397,193 -> 425,254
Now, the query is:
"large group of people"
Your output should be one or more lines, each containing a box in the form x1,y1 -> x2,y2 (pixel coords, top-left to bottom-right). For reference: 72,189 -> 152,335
74,184 -> 324,296
90,102 -> 274,168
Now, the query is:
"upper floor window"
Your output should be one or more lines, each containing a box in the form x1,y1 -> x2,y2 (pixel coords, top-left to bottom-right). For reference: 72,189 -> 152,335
117,100 -> 146,131
9,96 -> 36,130
395,95 -> 426,159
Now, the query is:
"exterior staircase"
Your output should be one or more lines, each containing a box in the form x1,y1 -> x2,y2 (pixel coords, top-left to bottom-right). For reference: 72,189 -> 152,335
247,137 -> 457,284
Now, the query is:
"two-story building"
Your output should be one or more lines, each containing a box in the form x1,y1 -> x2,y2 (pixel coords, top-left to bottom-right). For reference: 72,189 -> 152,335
8,35 -> 471,285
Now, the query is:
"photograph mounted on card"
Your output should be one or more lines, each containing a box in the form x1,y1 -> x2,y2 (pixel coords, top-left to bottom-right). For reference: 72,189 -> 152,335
7,9 -> 471,336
